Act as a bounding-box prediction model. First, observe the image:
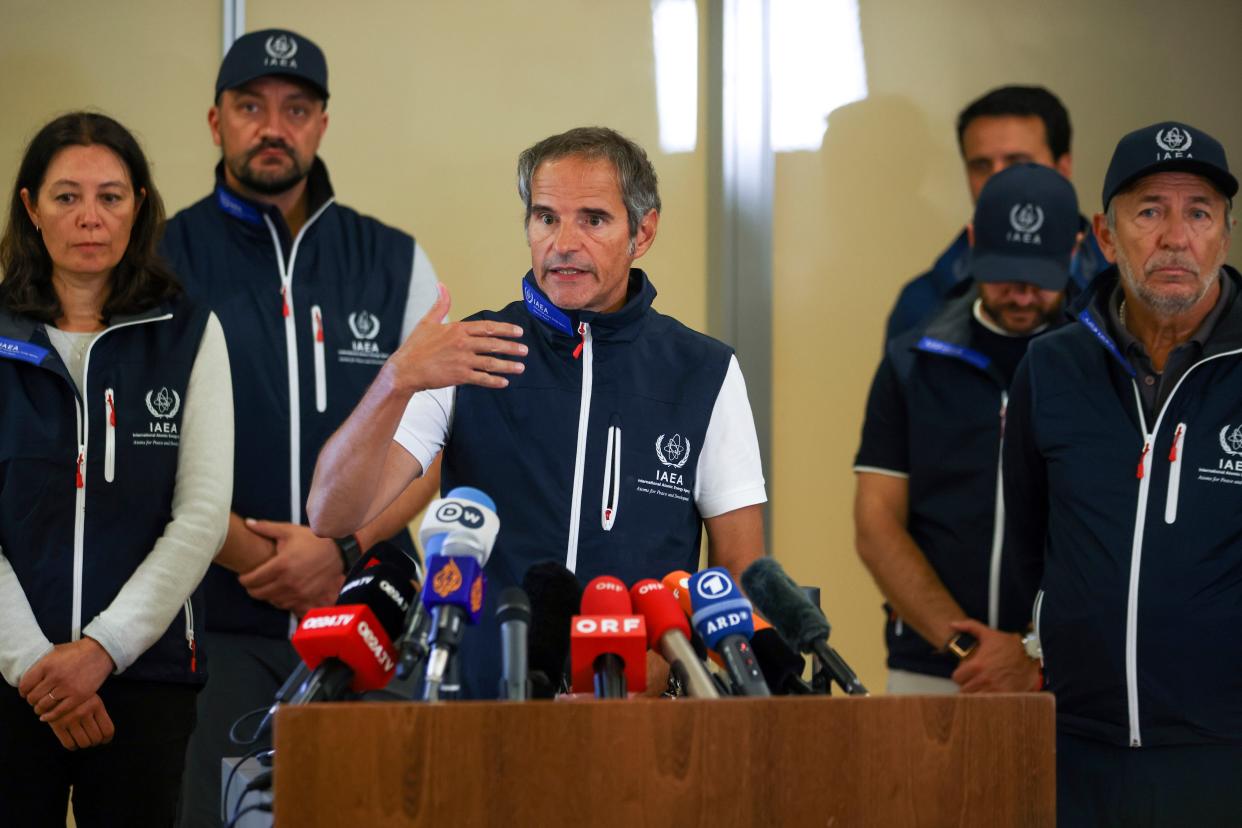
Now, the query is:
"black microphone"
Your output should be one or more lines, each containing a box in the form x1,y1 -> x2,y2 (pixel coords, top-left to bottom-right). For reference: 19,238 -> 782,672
522,561 -> 582,698
395,601 -> 432,680
497,587 -> 531,701
287,543 -> 421,704
741,557 -> 869,696
749,627 -> 814,695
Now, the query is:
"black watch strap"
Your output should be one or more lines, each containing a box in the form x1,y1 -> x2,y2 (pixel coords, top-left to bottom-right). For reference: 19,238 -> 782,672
334,534 -> 362,574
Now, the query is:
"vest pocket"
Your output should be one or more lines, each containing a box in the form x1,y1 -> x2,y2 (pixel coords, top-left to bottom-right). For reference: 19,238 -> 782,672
104,388 -> 116,483
311,305 -> 327,413
1165,423 -> 1186,524
601,414 -> 621,531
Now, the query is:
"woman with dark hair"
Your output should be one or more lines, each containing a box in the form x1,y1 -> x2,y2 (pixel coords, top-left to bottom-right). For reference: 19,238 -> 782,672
0,112 -> 232,826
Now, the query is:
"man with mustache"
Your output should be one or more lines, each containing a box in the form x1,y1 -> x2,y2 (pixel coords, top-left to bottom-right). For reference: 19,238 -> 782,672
1005,122 -> 1241,826
306,127 -> 768,700
854,164 -> 1076,695
158,30 -> 441,827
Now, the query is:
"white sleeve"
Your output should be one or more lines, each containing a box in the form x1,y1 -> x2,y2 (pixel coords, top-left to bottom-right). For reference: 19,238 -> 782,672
82,313 -> 234,673
400,241 -> 440,339
393,385 -> 456,477
0,550 -> 54,687
694,355 -> 768,518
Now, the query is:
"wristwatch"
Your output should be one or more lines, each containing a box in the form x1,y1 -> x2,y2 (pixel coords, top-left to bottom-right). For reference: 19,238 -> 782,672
1021,631 -> 1042,661
946,631 -> 978,660
334,534 -> 362,574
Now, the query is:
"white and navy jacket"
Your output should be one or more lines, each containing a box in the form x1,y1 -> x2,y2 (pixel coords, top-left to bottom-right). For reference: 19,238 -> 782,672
1005,265 -> 1242,747
398,271 -> 766,698
856,293 -> 1045,678
0,299 -> 211,684
160,161 -> 436,638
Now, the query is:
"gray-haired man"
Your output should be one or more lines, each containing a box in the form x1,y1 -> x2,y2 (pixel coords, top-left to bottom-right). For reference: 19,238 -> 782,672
307,126 -> 769,698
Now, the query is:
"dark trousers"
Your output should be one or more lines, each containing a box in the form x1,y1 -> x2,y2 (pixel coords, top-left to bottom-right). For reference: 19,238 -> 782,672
178,631 -> 298,828
1058,730 -> 1242,828
0,677 -> 197,828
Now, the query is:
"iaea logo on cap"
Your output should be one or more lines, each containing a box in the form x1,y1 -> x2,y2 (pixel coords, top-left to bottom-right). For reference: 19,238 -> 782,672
265,34 -> 298,61
1009,203 -> 1045,234
1156,126 -> 1193,153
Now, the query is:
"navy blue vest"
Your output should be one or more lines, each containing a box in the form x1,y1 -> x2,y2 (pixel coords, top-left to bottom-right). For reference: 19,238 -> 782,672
445,271 -> 733,698
0,298 -> 210,684
161,162 -> 419,637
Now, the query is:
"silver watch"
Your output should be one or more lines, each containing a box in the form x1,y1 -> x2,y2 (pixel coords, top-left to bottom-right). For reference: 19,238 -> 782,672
1021,631 -> 1042,661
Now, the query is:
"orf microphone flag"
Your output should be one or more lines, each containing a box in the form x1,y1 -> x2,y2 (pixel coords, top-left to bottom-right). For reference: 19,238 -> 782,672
571,576 -> 646,697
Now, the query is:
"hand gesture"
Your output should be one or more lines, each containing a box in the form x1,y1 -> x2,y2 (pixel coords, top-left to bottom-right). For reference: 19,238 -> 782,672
20,638 -> 115,723
48,694 -> 115,750
382,283 -> 526,394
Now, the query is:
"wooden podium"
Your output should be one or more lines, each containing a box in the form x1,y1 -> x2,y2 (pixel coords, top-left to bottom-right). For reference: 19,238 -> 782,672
274,694 -> 1054,827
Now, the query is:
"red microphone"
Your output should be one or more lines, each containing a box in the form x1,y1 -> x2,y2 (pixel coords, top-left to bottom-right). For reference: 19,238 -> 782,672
570,576 -> 647,698
291,605 -> 396,693
630,580 -> 720,698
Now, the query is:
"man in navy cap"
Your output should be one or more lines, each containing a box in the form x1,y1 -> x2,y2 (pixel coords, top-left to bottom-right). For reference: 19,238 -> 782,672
160,29 -> 441,827
1005,122 -> 1241,826
853,163 -> 1078,694
884,85 -> 1108,342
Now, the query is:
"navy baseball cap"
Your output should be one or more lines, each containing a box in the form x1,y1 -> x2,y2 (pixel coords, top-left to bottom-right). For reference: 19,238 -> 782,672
969,164 -> 1079,292
215,29 -> 329,100
1101,121 -> 1236,209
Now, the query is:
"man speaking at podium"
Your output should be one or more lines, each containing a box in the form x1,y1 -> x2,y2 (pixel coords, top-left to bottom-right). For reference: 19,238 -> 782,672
308,126 -> 768,698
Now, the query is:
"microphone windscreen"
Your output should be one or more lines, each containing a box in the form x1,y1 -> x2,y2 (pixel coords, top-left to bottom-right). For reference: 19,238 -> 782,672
629,580 -> 690,648
497,586 -> 531,625
522,561 -> 582,692
444,485 -> 497,513
349,539 -> 420,582
740,557 -> 830,650
581,576 -> 632,615
337,561 -> 418,639
661,570 -> 694,616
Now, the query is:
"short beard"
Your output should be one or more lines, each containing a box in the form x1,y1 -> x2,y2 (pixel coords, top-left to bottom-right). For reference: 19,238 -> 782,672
226,140 -> 308,196
1117,253 -> 1218,317
979,294 -> 1062,335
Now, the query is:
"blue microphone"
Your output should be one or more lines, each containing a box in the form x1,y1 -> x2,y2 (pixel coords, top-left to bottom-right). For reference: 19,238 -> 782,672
688,568 -> 770,696
419,487 -> 499,700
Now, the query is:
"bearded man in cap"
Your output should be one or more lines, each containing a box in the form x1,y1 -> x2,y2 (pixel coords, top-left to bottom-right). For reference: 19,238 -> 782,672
854,164 -> 1076,695
159,30 -> 441,827
1005,121 -> 1242,826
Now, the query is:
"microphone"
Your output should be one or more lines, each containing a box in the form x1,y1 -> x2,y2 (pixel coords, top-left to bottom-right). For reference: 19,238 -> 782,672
497,587 -> 530,701
288,551 -> 419,704
741,557 -> 869,696
394,601 -> 431,680
629,580 -> 720,699
418,487 -> 500,701
522,562 -> 582,698
749,623 -> 813,695
571,576 -> 647,698
688,568 -> 770,697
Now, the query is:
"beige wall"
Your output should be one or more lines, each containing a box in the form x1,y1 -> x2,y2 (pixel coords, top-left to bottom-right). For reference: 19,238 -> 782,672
4,0 -> 1242,700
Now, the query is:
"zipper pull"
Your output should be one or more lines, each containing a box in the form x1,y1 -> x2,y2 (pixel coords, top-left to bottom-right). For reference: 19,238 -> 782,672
572,321 -> 586,359
106,390 -> 116,427
188,634 -> 197,673
1136,441 -> 1150,479
76,447 -> 85,489
281,285 -> 290,318
1169,425 -> 1184,462
314,307 -> 324,342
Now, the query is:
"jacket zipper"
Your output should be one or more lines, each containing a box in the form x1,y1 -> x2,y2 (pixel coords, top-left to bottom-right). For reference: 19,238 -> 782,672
1164,423 -> 1186,524
104,388 -> 116,483
601,414 -> 621,531
565,321 -> 593,571
70,315 -> 172,640
184,600 -> 197,672
987,391 -> 1009,628
311,305 -> 327,414
1121,348 -> 1242,747
1032,589 -> 1045,654
262,200 -> 333,523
